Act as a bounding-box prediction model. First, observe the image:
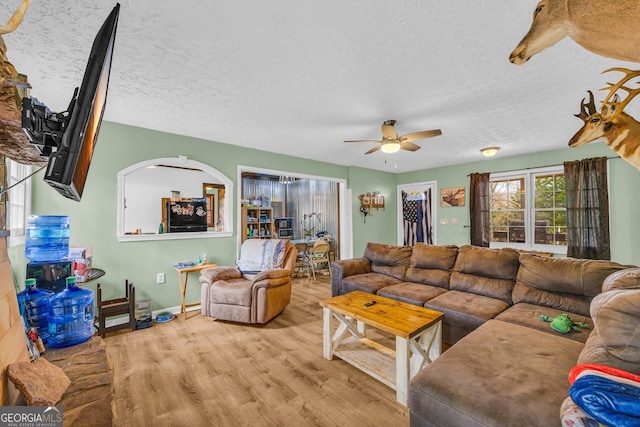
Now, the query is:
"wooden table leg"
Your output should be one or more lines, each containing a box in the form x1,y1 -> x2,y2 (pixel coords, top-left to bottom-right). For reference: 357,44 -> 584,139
396,335 -> 410,406
409,320 -> 442,376
179,271 -> 188,320
323,307 -> 333,360
397,321 -> 442,406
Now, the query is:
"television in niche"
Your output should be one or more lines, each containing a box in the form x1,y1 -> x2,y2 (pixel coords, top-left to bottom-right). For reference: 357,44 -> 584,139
21,3 -> 120,201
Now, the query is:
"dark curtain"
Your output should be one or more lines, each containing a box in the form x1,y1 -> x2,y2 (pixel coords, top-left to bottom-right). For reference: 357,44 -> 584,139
564,157 -> 611,260
469,173 -> 490,247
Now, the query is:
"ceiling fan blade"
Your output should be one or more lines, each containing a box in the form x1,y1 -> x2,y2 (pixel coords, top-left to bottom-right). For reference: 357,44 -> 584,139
364,145 -> 381,155
344,139 -> 382,143
400,141 -> 421,152
400,129 -> 442,143
381,122 -> 398,140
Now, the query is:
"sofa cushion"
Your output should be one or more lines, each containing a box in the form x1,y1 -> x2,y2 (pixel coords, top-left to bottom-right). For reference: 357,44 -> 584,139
495,302 -> 593,343
587,286 -> 640,365
409,319 -> 584,427
449,245 -> 520,303
210,278 -> 253,306
341,272 -> 402,295
363,242 -> 412,280
377,282 -> 447,306
511,283 -> 594,319
513,253 -> 632,317
405,243 -> 458,288
424,290 -> 510,333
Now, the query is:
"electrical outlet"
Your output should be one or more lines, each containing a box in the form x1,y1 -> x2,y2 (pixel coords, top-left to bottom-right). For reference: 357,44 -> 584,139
451,218 -> 459,225
440,218 -> 448,225
156,273 -> 165,284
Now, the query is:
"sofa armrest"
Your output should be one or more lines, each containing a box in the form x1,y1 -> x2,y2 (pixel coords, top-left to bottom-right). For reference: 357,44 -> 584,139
602,268 -> 640,292
330,257 -> 371,296
199,266 -> 242,285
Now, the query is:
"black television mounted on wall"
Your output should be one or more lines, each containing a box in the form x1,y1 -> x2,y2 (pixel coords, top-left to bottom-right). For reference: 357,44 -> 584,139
21,3 -> 120,201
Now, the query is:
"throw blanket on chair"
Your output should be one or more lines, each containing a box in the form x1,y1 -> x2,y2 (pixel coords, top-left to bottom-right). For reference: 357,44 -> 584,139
568,369 -> 640,427
236,239 -> 288,273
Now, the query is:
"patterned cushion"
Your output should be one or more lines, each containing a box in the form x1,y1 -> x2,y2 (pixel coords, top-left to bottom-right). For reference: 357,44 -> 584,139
235,239 -> 289,273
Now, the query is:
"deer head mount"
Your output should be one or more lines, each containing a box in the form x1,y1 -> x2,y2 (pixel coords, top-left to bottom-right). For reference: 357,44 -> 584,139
510,0 -> 640,64
1,0 -> 31,89
569,68 -> 640,171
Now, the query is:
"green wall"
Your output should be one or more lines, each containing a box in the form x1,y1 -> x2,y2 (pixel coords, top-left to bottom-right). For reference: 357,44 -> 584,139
347,167 -> 397,257
397,143 -> 640,266
8,121 -> 640,313
9,122 -> 350,311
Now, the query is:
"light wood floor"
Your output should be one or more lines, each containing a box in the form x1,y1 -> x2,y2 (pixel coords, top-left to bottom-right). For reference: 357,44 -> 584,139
105,275 -> 409,426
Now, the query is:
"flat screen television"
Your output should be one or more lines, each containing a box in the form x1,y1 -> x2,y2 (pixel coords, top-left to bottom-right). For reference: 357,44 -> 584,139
166,200 -> 208,233
21,3 -> 120,201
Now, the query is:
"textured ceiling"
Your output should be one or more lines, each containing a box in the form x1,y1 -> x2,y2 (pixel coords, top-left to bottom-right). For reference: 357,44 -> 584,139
3,0 -> 639,173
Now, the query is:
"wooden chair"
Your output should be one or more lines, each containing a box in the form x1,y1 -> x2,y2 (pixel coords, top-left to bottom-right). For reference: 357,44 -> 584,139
327,239 -> 337,261
294,242 -> 310,278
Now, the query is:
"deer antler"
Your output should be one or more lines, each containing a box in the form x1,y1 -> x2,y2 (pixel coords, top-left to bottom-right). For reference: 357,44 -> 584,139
600,68 -> 640,120
0,0 -> 31,35
574,90 -> 597,121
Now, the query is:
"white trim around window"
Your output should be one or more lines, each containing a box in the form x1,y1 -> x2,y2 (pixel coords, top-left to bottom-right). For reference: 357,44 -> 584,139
5,159 -> 32,247
489,165 -> 567,255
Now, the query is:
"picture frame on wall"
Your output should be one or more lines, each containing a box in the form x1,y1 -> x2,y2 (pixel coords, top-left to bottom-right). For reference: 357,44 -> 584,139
440,187 -> 465,207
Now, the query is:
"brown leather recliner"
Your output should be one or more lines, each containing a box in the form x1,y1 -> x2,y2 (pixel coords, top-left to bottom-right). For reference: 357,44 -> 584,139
199,240 -> 297,323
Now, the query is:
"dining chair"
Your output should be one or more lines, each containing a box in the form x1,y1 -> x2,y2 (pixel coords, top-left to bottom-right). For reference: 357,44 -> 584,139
294,242 -> 310,278
308,240 -> 331,280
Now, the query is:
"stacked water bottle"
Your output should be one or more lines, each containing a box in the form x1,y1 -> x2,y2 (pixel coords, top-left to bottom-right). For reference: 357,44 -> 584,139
18,215 -> 95,349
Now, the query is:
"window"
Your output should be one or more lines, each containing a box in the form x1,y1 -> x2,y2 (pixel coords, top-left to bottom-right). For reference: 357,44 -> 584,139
489,166 -> 566,254
5,159 -> 32,247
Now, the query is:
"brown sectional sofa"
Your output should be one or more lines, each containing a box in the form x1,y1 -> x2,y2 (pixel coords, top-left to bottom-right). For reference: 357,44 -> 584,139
330,242 -> 638,426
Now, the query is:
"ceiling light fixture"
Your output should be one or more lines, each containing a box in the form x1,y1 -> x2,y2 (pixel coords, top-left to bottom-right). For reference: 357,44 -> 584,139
480,147 -> 500,158
279,176 -> 296,185
380,141 -> 401,154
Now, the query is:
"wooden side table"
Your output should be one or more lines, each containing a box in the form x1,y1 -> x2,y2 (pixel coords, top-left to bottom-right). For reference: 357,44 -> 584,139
174,262 -> 217,319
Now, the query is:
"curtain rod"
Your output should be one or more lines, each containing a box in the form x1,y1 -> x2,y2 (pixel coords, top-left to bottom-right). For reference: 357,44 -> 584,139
467,155 -> 620,176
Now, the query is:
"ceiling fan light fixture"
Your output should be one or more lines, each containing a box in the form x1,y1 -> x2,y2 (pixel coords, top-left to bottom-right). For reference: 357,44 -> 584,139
380,141 -> 401,154
481,147 -> 500,158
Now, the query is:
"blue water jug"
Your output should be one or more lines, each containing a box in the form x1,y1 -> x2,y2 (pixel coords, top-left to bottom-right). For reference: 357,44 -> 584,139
25,215 -> 70,262
17,278 -> 53,344
47,276 -> 95,348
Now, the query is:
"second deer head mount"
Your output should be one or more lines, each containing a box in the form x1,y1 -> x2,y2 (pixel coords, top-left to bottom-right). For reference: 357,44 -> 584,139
569,68 -> 640,171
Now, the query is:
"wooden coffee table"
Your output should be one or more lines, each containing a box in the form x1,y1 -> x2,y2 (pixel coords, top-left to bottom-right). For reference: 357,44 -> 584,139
319,290 -> 443,406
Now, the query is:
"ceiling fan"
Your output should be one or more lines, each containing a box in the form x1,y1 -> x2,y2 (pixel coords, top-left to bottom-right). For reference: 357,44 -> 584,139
344,120 -> 442,155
